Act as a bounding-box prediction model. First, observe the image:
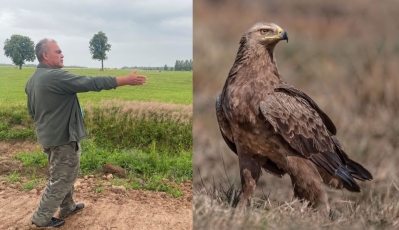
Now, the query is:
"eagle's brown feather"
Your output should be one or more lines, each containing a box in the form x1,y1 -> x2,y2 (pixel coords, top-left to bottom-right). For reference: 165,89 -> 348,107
216,22 -> 372,209
259,90 -> 360,190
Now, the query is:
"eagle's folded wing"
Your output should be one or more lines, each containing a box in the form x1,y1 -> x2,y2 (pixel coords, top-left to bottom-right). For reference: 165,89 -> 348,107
259,89 -> 361,190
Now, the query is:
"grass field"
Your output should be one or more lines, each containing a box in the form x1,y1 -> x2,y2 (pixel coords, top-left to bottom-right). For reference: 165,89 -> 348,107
194,0 -> 399,229
0,67 -> 192,106
0,66 -> 192,196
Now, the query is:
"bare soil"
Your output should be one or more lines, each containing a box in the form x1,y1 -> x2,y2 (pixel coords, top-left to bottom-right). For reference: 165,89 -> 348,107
0,141 -> 193,230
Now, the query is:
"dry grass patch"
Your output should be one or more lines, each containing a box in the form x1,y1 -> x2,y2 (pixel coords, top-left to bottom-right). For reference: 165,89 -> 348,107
194,184 -> 399,230
84,100 -> 192,124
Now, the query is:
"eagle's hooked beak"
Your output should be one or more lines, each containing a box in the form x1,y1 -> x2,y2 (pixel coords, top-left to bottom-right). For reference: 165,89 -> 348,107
281,31 -> 288,43
277,27 -> 288,43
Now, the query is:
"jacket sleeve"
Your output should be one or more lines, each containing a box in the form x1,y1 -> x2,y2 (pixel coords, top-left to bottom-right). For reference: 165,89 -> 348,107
25,84 -> 34,119
49,69 -> 117,94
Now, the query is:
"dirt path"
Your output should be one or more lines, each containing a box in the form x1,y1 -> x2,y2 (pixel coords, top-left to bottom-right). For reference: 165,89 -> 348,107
0,142 -> 193,230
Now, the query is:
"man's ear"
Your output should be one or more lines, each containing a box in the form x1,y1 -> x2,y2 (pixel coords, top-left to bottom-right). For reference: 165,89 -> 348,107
42,51 -> 48,61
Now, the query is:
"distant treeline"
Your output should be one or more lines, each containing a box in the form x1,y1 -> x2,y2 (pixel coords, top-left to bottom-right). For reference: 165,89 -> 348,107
174,59 -> 192,71
121,66 -> 174,71
63,65 -> 88,68
0,63 -> 38,67
121,59 -> 193,71
0,63 -> 87,68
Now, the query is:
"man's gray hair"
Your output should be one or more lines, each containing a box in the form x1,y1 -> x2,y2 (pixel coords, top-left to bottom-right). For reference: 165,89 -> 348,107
35,38 -> 57,62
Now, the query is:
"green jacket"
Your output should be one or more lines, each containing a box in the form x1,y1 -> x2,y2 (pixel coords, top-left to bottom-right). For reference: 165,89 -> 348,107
25,63 -> 117,146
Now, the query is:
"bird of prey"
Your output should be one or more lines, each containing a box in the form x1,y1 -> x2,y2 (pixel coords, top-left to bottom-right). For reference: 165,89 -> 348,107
216,22 -> 372,210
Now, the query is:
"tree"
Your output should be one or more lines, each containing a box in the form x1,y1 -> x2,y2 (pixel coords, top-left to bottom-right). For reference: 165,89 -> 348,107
164,64 -> 168,71
89,31 -> 111,71
3,35 -> 35,70
184,60 -> 189,71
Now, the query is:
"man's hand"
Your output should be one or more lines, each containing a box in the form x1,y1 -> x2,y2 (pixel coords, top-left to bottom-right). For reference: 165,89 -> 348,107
116,70 -> 147,86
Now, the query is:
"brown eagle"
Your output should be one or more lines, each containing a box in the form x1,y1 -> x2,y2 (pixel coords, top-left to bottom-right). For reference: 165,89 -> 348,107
216,22 -> 372,210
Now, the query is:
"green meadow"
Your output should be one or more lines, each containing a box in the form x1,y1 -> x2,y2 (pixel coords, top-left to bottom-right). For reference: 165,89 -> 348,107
0,66 -> 192,106
0,66 -> 192,197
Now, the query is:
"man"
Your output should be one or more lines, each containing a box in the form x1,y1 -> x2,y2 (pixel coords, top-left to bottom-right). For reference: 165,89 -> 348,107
25,38 -> 147,228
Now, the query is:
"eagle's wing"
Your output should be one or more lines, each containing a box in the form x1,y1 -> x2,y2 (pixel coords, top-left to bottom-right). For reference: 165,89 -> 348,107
275,86 -> 337,135
259,86 -> 361,190
216,94 -> 237,153
216,94 -> 286,177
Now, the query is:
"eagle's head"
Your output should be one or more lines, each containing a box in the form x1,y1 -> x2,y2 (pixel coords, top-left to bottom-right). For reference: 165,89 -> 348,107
243,22 -> 288,51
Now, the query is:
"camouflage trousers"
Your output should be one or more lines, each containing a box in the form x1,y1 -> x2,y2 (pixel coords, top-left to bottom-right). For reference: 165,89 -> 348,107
31,141 -> 81,226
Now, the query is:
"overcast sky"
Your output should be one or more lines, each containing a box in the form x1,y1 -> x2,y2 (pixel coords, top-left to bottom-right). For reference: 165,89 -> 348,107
0,0 -> 192,68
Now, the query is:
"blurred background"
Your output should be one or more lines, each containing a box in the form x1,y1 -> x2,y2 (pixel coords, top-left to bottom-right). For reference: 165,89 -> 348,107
193,0 -> 399,204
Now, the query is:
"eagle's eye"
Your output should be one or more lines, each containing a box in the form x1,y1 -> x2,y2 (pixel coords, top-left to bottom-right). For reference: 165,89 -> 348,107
259,29 -> 271,35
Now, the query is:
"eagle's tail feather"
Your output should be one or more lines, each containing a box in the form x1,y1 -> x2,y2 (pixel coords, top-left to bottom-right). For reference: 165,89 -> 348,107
339,157 -> 372,192
331,136 -> 372,191
336,166 -> 361,192
346,158 -> 373,181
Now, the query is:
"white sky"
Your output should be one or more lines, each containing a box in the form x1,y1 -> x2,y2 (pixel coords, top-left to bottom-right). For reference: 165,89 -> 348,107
0,0 -> 192,68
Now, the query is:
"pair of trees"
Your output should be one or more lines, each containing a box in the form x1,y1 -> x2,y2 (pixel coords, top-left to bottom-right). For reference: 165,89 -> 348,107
3,32 -> 111,70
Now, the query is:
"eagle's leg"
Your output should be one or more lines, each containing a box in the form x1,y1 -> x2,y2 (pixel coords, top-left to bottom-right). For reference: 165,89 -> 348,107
286,156 -> 330,212
237,151 -> 262,208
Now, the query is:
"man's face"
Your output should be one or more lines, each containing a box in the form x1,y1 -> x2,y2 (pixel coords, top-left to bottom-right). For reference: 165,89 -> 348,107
43,41 -> 64,68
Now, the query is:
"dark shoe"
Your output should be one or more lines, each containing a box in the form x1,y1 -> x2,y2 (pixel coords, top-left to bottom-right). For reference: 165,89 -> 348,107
32,217 -> 65,228
59,203 -> 85,218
